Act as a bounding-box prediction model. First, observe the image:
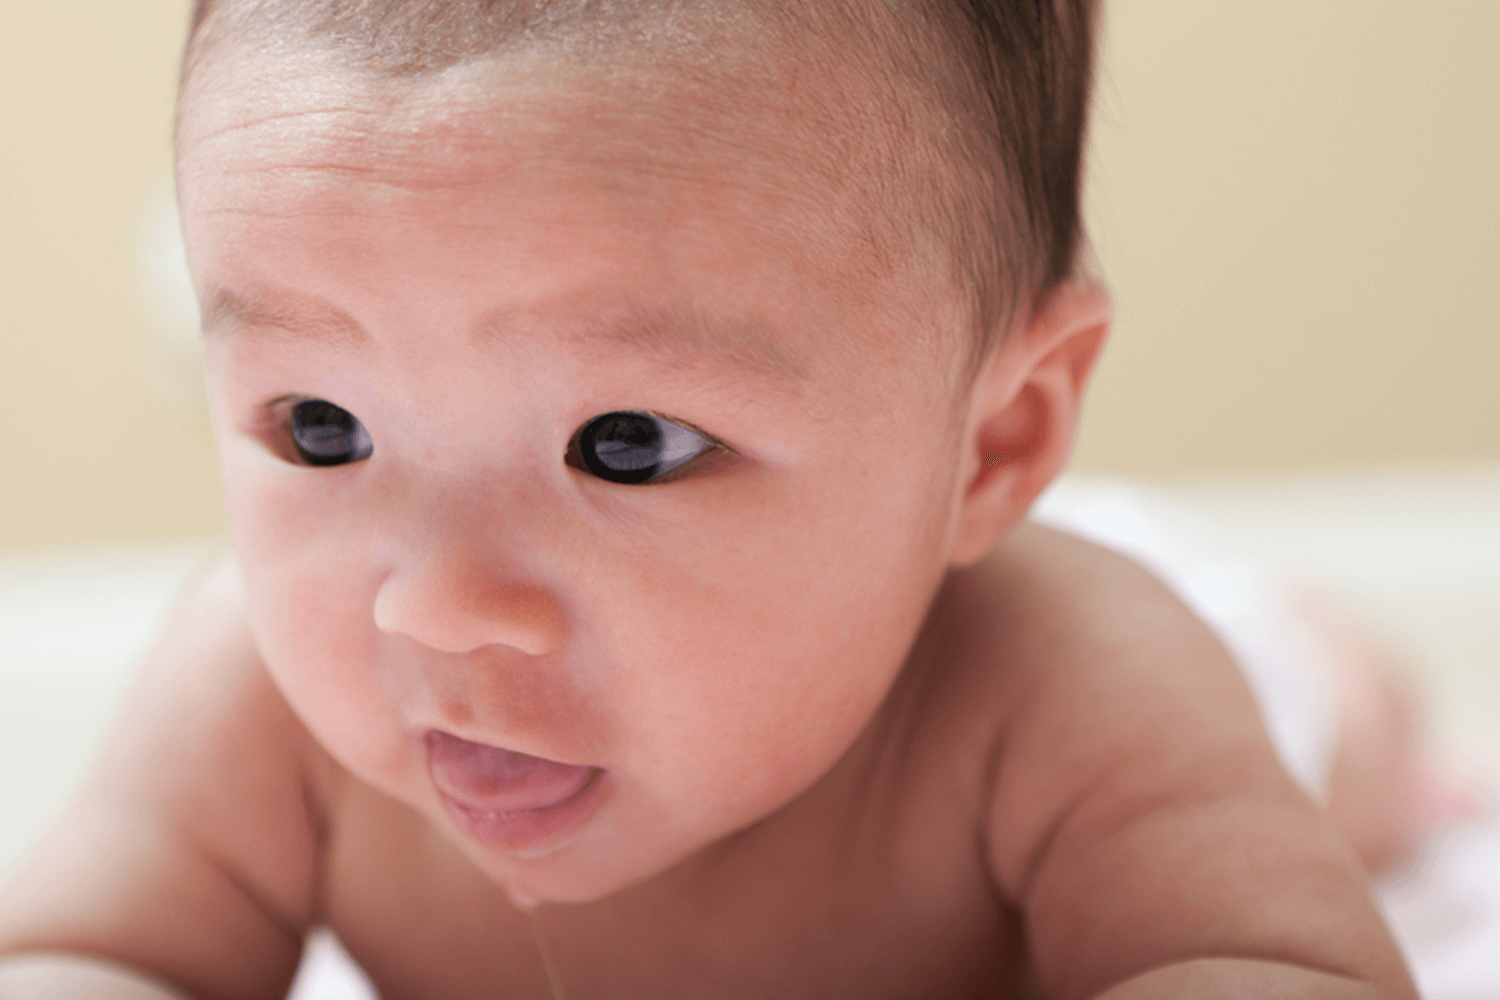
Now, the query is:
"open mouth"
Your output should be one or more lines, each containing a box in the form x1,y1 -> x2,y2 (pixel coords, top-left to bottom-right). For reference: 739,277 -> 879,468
425,729 -> 608,853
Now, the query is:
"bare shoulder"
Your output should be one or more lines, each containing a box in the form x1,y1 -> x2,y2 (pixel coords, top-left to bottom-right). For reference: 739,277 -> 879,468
920,518 -> 1213,736
0,553 -> 334,1000
978,517 -> 1180,630
971,521 -> 1413,999
971,517 -> 1275,863
879,517 -> 1222,871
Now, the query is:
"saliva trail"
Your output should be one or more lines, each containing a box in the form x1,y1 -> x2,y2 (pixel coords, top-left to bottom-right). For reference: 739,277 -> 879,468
526,908 -> 570,1000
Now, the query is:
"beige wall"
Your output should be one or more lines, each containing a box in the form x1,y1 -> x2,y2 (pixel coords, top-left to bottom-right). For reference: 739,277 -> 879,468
2,2 -> 1496,553
1076,3 -> 1500,476
1,1 -> 218,552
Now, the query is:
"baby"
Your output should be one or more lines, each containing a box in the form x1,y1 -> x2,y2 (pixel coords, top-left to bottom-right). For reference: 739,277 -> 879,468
0,1 -> 1421,998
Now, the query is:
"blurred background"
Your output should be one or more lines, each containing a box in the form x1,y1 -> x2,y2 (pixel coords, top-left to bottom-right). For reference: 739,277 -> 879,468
1,4 -> 1498,988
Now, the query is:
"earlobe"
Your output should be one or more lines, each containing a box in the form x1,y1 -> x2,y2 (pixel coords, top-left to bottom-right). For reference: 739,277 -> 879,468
946,279 -> 1112,569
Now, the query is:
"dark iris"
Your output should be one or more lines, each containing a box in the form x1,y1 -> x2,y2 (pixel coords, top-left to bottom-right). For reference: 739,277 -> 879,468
570,411 -> 712,485
290,399 -> 374,467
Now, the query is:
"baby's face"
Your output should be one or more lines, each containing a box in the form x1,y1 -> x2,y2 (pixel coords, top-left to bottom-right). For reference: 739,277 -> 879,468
180,46 -> 976,905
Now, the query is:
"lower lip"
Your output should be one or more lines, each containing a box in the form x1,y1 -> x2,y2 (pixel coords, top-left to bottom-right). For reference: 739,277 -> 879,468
438,770 -> 608,855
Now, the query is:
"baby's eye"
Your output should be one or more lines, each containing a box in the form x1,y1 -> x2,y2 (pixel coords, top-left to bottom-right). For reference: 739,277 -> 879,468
288,399 -> 374,467
567,411 -> 718,485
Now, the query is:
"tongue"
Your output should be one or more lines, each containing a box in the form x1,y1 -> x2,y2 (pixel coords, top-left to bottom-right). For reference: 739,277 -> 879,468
425,730 -> 594,813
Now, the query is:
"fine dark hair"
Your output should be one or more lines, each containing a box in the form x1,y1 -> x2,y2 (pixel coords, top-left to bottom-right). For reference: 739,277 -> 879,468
179,0 -> 1102,383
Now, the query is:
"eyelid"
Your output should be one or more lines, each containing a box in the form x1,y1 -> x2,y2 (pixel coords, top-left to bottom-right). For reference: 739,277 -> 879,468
253,396 -> 307,464
259,393 -> 309,427
271,392 -> 321,409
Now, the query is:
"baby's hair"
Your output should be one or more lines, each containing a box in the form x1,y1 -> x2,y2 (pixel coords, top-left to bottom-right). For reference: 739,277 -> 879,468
178,0 -> 1100,386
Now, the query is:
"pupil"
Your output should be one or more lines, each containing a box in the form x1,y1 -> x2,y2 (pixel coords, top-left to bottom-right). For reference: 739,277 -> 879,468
581,413 -> 665,484
291,399 -> 372,466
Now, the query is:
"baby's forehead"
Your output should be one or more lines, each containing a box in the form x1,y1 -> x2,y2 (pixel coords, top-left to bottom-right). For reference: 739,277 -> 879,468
177,24 -> 975,401
183,38 -> 944,286
185,32 -> 871,163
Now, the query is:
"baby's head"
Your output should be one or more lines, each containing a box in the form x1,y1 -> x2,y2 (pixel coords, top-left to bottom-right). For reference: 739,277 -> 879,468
175,0 -> 1107,906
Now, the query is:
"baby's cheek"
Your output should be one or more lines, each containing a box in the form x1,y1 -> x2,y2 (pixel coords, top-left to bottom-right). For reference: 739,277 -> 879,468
225,454 -> 352,550
232,514 -> 402,778
260,614 -> 412,790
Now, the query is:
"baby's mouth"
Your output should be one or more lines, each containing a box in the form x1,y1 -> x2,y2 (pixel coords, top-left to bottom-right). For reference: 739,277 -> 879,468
425,730 -> 609,855
425,729 -> 599,815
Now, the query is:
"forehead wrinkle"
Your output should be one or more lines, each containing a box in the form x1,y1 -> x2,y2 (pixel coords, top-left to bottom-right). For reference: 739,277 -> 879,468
185,104 -> 388,152
187,86 -> 794,205
182,42 -> 896,255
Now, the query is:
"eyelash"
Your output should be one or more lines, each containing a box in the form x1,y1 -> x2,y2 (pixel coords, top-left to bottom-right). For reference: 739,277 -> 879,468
265,397 -> 728,485
565,410 -> 728,486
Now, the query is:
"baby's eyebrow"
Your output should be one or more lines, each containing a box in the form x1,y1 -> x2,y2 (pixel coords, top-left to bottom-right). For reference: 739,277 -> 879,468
530,304 -> 808,394
205,289 -> 808,393
201,289 -> 364,348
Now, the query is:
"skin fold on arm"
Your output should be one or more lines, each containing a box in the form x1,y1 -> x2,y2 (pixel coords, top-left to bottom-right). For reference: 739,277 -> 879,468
981,526 -> 1420,1000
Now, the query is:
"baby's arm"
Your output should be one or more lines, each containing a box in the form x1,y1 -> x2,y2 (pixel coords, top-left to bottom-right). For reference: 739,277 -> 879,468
0,555 -> 322,1000
984,524 -> 1417,1000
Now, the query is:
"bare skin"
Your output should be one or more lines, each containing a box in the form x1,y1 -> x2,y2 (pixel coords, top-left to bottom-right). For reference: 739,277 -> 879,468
0,524 -> 1418,1000
0,40 -> 1417,1000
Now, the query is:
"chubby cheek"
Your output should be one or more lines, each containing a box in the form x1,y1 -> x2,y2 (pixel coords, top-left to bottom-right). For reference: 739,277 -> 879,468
601,469 -> 943,819
220,450 -> 414,791
254,565 -> 404,783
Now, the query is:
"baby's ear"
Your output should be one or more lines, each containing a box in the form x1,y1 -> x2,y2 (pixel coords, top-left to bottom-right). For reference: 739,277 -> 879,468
946,278 -> 1111,568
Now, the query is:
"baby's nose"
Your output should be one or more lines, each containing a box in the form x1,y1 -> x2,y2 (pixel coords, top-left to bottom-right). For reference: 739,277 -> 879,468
373,562 -> 566,657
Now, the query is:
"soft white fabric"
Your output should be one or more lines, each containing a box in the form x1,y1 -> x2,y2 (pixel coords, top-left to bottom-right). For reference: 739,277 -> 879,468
1379,799 -> 1500,1000
286,930 -> 376,1000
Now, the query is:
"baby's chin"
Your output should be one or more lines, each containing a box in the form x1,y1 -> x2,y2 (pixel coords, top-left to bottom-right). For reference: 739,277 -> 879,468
442,801 -> 716,912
